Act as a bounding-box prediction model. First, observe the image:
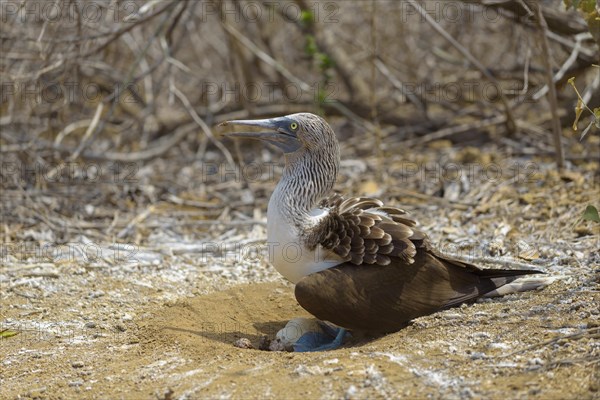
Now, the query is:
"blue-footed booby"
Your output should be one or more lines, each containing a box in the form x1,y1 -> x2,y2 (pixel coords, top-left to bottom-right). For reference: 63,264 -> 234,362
221,113 -> 546,350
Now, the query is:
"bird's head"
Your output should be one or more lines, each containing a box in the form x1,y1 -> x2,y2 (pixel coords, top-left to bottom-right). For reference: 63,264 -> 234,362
221,113 -> 338,155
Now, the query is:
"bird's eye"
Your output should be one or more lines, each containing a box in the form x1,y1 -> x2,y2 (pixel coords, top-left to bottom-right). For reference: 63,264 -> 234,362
290,122 -> 298,130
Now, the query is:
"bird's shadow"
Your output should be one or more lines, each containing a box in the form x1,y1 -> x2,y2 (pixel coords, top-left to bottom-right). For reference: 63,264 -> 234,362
163,315 -> 413,350
157,299 -> 415,350
164,320 -> 289,348
344,323 -> 414,349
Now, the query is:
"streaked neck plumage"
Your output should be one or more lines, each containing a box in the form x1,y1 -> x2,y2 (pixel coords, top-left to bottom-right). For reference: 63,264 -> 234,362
267,136 -> 341,283
272,148 -> 339,226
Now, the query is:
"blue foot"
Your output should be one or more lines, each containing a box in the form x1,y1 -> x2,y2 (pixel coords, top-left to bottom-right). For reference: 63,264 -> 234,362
293,327 -> 348,352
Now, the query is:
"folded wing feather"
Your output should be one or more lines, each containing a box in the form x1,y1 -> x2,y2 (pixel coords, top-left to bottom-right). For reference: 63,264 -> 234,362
304,193 -> 424,266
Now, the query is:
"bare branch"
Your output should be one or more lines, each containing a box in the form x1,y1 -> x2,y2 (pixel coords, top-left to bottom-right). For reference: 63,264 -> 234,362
405,0 -> 517,133
531,1 -> 565,170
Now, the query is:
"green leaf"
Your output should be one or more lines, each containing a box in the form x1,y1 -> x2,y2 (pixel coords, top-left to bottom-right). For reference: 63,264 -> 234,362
318,53 -> 333,70
564,0 -> 580,10
0,329 -> 19,338
582,205 -> 600,223
300,10 -> 315,25
304,35 -> 317,56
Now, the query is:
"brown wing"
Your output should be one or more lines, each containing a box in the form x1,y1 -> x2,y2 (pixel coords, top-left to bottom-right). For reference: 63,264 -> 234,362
297,194 -> 544,333
308,194 -> 425,265
295,251 -> 541,333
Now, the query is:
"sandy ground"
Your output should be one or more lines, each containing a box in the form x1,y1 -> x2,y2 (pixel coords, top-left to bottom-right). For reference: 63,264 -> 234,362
2,141 -> 599,399
1,277 -> 599,399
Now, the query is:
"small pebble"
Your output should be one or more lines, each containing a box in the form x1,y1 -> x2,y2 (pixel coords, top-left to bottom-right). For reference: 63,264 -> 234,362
442,313 -> 463,320
470,352 -> 487,360
527,357 -> 545,366
488,342 -> 510,350
233,337 -> 254,349
88,291 -> 105,299
345,384 -> 358,399
71,361 -> 84,368
84,322 -> 96,329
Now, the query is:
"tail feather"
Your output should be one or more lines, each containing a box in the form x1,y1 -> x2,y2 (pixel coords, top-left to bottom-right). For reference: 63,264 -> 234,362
476,268 -> 544,279
435,253 -> 548,308
484,275 -> 559,297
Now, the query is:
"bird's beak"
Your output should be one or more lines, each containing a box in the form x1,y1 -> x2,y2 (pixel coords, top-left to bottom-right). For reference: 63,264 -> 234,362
220,117 -> 301,153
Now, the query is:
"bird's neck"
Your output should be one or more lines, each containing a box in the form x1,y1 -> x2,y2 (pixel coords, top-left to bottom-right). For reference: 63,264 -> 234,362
269,148 -> 339,230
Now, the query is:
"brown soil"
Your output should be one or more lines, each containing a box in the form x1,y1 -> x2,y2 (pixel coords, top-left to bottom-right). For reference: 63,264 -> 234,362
2,140 -> 599,399
2,276 -> 599,399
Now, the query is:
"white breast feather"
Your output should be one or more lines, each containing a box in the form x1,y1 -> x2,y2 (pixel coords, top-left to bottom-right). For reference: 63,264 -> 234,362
267,203 -> 343,284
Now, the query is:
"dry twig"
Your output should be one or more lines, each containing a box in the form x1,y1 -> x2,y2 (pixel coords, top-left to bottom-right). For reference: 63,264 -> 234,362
405,0 -> 517,133
531,2 -> 565,170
